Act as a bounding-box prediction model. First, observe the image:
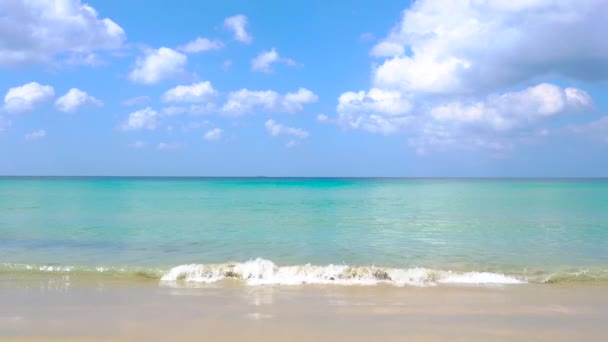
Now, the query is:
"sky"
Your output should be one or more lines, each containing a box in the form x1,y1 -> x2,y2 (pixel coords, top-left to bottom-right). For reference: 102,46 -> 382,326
1,0 -> 607,177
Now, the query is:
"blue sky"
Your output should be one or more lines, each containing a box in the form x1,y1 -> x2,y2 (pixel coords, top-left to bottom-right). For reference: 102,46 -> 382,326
1,0 -> 607,177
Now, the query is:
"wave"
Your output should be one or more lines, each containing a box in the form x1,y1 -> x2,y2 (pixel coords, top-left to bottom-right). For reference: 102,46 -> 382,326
0,263 -> 164,279
159,259 -> 523,286
3,259 -> 608,287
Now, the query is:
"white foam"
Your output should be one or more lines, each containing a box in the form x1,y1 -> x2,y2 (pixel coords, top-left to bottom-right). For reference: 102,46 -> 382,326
38,265 -> 74,272
437,271 -> 523,285
160,258 -> 525,287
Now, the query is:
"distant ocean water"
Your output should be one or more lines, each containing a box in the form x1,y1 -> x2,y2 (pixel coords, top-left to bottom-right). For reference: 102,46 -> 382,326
1,177 -> 607,286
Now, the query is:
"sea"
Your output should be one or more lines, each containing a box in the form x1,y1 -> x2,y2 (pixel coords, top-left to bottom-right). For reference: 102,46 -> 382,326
1,177 -> 607,287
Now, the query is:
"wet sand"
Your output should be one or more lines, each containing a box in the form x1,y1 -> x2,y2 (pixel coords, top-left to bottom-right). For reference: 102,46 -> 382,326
1,276 -> 607,341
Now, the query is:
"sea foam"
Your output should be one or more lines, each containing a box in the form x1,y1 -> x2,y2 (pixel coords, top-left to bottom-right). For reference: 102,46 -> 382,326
160,258 -> 525,286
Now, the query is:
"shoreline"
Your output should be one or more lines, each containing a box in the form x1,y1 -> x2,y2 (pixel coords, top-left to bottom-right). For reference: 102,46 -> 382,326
2,277 -> 608,341
3,259 -> 608,287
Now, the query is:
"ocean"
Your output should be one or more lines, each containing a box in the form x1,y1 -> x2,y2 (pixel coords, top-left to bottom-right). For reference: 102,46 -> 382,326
1,177 -> 607,286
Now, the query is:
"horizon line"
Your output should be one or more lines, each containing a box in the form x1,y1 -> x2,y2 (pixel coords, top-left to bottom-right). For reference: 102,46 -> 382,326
1,175 -> 608,180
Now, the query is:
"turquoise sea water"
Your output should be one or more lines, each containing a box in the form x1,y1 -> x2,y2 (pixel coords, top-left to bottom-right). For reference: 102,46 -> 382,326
1,178 -> 607,285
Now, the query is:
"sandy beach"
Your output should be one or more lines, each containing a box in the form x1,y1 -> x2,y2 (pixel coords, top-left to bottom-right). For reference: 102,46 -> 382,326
1,274 -> 607,341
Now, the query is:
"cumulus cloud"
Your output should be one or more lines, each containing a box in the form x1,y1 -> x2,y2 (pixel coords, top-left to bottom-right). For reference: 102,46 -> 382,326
337,88 -> 413,134
161,81 -> 217,103
25,129 -> 46,141
369,0 -> 608,94
203,128 -> 223,141
334,0 -> 606,153
0,0 -> 125,67
337,82 -> 592,152
224,14 -> 252,44
410,84 -> 593,154
55,88 -> 102,112
265,119 -> 309,138
178,37 -> 224,54
119,107 -> 160,131
3,82 -> 54,114
129,47 -> 188,84
222,88 -> 317,116
428,84 -> 592,131
251,48 -> 297,73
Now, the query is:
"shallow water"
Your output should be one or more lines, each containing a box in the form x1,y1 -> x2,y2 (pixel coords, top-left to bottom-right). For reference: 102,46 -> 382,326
1,177 -> 607,286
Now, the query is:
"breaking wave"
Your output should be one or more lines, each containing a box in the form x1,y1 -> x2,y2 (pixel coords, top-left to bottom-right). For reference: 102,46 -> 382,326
160,258 -> 524,286
3,259 -> 607,287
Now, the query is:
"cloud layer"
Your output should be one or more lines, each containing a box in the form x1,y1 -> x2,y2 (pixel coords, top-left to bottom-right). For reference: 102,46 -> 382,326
0,0 -> 125,66
370,0 -> 608,94
335,0 -> 605,153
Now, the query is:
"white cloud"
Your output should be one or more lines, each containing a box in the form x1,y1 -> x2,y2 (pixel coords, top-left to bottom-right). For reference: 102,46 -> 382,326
55,88 -> 102,113
159,86 -> 316,117
178,37 -> 224,54
336,0 -> 607,153
369,0 -> 608,94
162,81 -> 217,103
0,0 -> 125,67
204,128 -> 223,141
335,82 -> 592,152
285,140 -> 300,148
251,48 -> 297,73
317,114 -> 329,123
128,141 -> 146,149
281,88 -> 318,112
222,88 -> 317,116
428,84 -> 592,131
224,14 -> 252,44
64,53 -> 104,67
129,47 -> 188,84
119,107 -> 159,131
222,90 -> 277,116
411,84 -> 593,153
3,82 -> 55,114
25,129 -> 46,141
336,88 -> 413,134
265,119 -> 309,139
122,96 -> 150,106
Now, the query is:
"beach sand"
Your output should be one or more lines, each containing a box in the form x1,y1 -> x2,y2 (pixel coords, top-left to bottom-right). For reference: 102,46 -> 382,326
1,275 -> 607,341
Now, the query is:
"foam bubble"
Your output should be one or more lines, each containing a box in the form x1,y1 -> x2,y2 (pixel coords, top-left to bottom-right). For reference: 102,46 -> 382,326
160,258 -> 525,287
